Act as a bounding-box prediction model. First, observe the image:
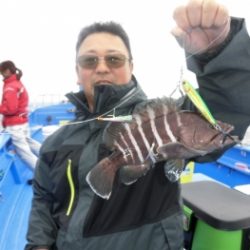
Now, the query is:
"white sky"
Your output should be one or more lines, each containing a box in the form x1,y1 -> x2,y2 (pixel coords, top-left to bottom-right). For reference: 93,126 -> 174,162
0,0 -> 249,105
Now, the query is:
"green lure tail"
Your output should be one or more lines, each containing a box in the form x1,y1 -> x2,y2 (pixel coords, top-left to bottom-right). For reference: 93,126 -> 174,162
97,115 -> 133,122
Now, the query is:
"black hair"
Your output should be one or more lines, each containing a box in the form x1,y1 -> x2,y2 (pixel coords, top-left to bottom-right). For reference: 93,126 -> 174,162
0,60 -> 23,80
76,21 -> 133,60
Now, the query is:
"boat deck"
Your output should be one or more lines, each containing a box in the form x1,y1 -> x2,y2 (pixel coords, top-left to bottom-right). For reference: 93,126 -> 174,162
0,134 -> 36,249
0,103 -> 75,250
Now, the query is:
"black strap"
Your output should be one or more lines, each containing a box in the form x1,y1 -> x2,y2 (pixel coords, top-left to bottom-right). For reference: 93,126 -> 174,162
241,228 -> 250,250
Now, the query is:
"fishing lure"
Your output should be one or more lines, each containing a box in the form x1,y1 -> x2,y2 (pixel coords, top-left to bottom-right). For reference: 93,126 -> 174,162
182,80 -> 221,131
97,114 -> 133,122
62,110 -> 133,126
182,80 -> 240,144
96,107 -> 133,122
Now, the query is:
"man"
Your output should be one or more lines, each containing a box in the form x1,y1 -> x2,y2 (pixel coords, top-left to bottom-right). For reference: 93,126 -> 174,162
25,0 -> 250,249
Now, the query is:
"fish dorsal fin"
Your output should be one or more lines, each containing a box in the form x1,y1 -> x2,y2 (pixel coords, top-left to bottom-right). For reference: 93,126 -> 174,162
132,97 -> 178,123
103,97 -> 178,148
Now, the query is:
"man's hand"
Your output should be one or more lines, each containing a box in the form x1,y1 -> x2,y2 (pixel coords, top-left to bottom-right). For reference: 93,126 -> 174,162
171,0 -> 230,54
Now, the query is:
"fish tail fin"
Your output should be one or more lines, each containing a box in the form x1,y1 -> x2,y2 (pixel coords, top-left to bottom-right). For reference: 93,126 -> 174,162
86,157 -> 117,199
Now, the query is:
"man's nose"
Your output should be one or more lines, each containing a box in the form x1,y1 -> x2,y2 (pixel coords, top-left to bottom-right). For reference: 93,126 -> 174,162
95,58 -> 110,71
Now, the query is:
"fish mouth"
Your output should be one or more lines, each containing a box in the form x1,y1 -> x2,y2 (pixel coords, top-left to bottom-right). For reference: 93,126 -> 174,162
210,121 -> 238,144
221,132 -> 239,145
209,129 -> 239,148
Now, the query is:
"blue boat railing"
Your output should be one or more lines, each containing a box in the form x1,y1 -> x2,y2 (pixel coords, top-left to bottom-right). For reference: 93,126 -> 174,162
194,144 -> 250,188
217,145 -> 250,175
29,102 -> 75,127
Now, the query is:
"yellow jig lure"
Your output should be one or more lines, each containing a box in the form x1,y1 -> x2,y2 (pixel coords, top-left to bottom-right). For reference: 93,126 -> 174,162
182,80 -> 220,131
182,80 -> 240,144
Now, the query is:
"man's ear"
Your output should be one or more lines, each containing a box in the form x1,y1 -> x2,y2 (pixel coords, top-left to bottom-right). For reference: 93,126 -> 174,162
75,65 -> 81,82
75,64 -> 79,74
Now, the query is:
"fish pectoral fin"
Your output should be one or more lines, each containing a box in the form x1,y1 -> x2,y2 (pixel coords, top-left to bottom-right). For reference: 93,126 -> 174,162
86,156 -> 118,200
164,159 -> 185,182
119,163 -> 151,185
157,142 -> 207,159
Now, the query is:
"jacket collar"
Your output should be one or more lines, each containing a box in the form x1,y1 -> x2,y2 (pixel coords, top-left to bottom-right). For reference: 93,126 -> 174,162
3,74 -> 18,84
66,75 -> 147,119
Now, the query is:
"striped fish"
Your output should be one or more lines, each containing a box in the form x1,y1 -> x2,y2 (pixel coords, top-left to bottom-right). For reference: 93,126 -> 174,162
86,97 -> 238,199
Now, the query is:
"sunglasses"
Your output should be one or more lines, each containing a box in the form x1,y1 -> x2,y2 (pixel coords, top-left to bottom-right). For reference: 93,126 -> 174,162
77,54 -> 131,69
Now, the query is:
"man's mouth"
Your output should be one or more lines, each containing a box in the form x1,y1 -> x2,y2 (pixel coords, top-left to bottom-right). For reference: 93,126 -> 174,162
95,80 -> 113,85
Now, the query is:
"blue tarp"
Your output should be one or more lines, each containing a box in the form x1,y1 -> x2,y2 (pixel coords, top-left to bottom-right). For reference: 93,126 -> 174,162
0,102 -> 75,250
0,133 -> 33,249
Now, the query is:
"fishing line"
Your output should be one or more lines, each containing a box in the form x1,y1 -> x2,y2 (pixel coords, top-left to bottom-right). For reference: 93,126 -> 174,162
62,86 -> 139,126
185,19 -> 230,61
63,21 -> 230,127
169,20 -> 240,144
169,19 -> 230,102
170,19 -> 230,98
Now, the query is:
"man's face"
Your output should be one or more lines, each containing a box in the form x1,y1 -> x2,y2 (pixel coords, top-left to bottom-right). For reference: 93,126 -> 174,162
76,32 -> 133,111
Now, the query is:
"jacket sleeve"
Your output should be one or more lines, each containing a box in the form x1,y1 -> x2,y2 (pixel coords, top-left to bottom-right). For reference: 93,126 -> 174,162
186,17 -> 250,139
25,154 -> 58,250
182,17 -> 250,163
0,84 -> 19,115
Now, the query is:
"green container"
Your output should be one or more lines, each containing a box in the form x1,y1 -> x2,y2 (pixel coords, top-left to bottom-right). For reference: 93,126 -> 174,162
183,205 -> 193,231
192,219 -> 242,250
181,181 -> 250,250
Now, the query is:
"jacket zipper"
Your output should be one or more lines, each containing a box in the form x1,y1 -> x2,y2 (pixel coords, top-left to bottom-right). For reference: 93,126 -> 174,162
66,159 -> 75,216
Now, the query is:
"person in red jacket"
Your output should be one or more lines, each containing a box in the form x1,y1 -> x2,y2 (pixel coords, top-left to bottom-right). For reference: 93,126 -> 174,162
0,60 -> 40,171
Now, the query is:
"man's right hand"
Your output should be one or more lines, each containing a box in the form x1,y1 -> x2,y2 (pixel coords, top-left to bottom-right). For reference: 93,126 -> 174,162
171,0 -> 230,55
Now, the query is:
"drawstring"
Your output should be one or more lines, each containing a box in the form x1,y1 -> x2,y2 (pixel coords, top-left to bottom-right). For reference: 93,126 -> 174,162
66,159 -> 75,216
